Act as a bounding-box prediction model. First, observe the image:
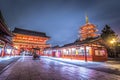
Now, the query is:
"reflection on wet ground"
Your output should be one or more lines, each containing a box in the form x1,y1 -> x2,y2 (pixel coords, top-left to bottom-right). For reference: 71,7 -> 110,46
0,56 -> 120,80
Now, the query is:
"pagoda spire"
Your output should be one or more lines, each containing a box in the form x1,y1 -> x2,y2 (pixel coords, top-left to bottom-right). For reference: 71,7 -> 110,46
85,14 -> 89,24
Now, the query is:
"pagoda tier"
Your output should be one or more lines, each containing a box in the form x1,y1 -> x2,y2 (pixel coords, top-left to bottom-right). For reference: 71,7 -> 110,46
79,17 -> 98,40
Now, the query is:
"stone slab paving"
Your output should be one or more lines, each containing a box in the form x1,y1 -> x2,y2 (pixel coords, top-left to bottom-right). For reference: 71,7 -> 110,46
0,56 -> 120,80
43,56 -> 120,75
0,56 -> 20,74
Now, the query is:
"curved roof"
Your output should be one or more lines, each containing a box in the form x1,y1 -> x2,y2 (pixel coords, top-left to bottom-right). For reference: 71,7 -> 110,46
12,27 -> 50,38
80,23 -> 96,30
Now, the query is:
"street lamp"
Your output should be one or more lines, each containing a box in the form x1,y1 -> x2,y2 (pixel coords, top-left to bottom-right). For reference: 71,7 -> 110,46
110,39 -> 116,44
110,38 -> 116,57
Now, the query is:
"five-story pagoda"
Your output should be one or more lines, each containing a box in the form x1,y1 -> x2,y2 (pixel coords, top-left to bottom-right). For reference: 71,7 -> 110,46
79,15 -> 98,41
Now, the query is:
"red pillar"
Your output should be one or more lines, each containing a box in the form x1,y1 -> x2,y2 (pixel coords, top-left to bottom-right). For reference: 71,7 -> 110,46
84,46 -> 87,62
70,48 -> 72,59
10,47 -> 12,56
1,42 -> 6,57
61,49 -> 64,58
39,50 -> 40,55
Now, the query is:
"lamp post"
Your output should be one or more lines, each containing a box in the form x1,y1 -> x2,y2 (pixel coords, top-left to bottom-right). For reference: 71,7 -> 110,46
110,38 -> 116,57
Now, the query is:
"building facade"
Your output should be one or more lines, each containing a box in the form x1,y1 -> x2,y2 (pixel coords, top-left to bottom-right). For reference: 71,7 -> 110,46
12,28 -> 50,55
79,15 -> 98,41
44,37 -> 107,62
0,11 -> 13,57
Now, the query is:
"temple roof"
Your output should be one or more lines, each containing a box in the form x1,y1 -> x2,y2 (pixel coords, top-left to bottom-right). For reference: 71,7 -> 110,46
0,11 -> 5,22
12,27 -> 50,38
75,36 -> 101,45
44,37 -> 104,50
62,36 -> 102,47
62,43 -> 75,47
0,11 -> 12,36
80,23 -> 96,30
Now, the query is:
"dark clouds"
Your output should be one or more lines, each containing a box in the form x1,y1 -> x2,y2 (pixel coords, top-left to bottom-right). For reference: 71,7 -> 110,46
0,0 -> 120,46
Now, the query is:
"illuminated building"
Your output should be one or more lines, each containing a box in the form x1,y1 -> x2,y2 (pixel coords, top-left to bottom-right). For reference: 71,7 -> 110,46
44,16 -> 107,62
0,11 -> 13,57
79,15 -> 98,41
12,27 -> 50,55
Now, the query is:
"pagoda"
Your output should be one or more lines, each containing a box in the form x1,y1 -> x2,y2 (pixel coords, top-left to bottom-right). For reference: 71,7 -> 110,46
79,15 -> 98,41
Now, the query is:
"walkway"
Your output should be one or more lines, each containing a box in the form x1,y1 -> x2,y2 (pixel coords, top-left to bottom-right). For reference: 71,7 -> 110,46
0,56 -> 20,74
43,56 -> 120,75
0,56 -> 120,80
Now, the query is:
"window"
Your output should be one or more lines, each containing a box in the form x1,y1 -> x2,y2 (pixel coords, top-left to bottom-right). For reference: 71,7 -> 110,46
72,48 -> 76,55
95,50 -> 105,56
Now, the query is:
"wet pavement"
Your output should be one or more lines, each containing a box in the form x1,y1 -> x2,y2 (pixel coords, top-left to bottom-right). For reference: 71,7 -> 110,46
43,56 -> 120,75
0,56 -> 120,80
0,56 -> 20,74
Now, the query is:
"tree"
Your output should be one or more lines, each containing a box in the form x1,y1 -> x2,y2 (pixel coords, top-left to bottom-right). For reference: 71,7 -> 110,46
101,25 -> 118,57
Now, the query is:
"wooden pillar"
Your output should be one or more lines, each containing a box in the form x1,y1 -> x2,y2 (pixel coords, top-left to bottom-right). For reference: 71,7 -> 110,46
70,48 -> 72,59
38,47 -> 41,55
12,49 -> 15,56
84,45 -> 87,62
75,46 -> 78,56
104,48 -> 108,61
39,49 -> 40,55
61,49 -> 64,58
1,42 -> 6,57
10,47 -> 13,56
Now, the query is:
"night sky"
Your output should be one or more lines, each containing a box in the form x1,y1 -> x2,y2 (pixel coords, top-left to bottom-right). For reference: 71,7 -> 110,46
0,0 -> 120,46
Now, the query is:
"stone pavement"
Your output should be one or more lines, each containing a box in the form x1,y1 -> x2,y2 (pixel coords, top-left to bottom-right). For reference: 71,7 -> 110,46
0,56 -> 20,74
0,56 -> 120,80
43,56 -> 120,75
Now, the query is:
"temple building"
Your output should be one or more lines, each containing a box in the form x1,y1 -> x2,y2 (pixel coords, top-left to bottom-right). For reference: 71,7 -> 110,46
44,16 -> 107,62
12,27 -> 50,55
0,11 -> 13,57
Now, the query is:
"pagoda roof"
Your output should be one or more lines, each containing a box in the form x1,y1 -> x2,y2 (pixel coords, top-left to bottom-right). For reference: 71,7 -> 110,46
12,27 -> 50,38
80,23 -> 96,29
75,36 -> 102,45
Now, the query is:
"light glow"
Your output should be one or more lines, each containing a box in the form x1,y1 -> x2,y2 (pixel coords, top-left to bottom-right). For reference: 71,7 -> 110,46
110,38 -> 116,44
6,49 -> 12,54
